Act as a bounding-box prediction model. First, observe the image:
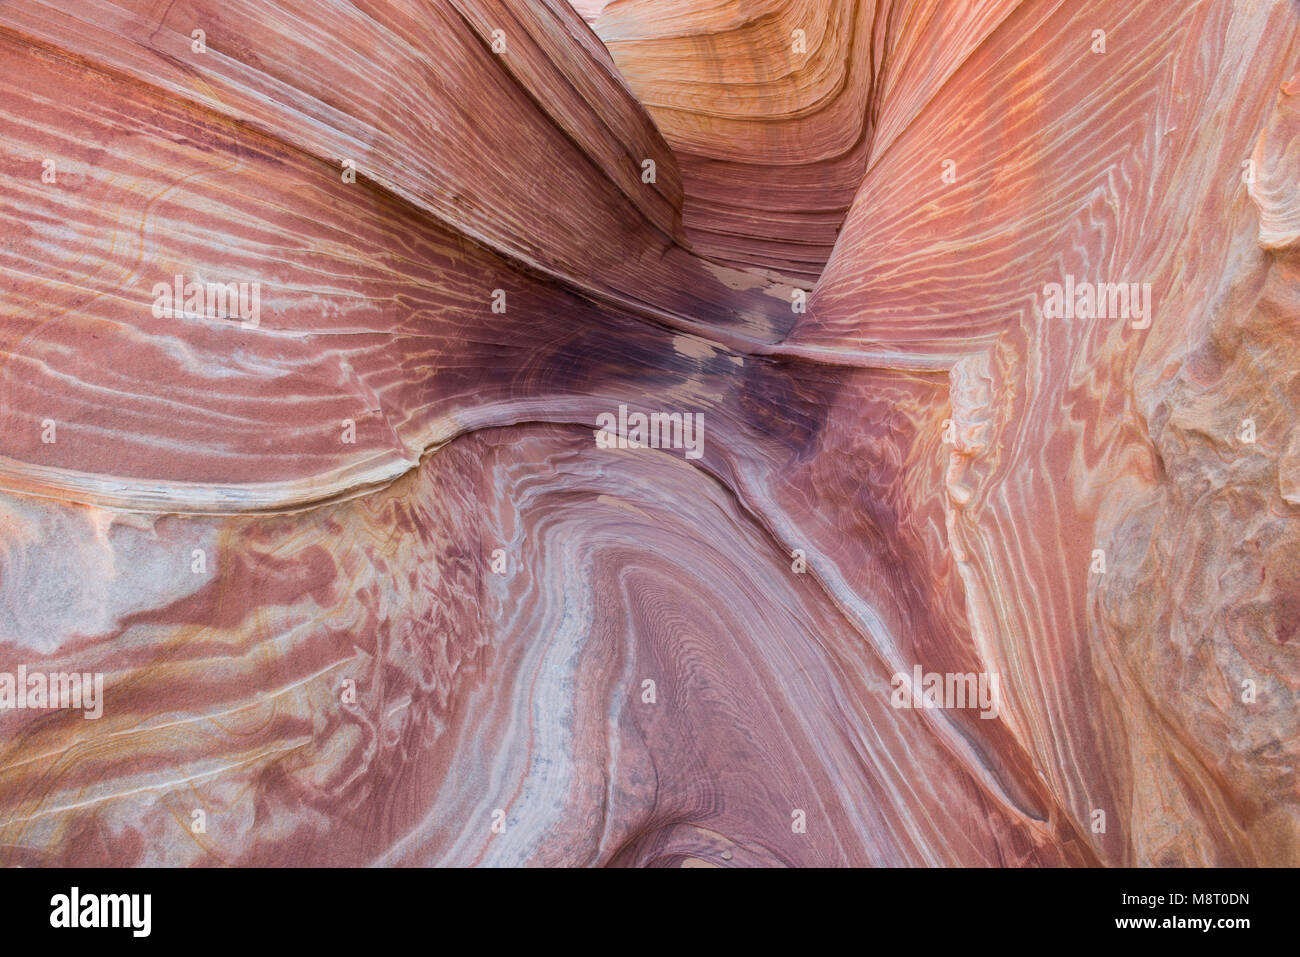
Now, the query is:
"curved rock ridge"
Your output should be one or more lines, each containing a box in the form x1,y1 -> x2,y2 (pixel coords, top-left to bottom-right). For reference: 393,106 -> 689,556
588,0 -> 1019,285
0,0 -> 1295,868
0,0 -> 802,510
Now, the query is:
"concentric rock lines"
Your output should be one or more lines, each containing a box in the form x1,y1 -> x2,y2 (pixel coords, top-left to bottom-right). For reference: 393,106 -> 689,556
0,0 -> 1295,866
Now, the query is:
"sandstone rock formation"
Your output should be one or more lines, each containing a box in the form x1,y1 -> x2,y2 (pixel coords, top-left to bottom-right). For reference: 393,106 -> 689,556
0,0 -> 1295,866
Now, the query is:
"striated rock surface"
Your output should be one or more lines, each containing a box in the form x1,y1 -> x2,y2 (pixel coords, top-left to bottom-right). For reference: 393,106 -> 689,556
589,0 -> 1019,285
0,0 -> 1295,866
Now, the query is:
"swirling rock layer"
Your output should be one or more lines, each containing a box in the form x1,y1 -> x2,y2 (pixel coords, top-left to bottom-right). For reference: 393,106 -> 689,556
0,0 -> 1296,866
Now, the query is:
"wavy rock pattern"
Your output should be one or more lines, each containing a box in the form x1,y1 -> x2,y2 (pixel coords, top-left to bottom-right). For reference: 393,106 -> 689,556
0,0 -> 1295,866
592,0 -> 1017,284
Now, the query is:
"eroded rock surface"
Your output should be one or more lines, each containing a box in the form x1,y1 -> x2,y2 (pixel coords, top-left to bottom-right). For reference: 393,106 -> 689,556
0,0 -> 1295,866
